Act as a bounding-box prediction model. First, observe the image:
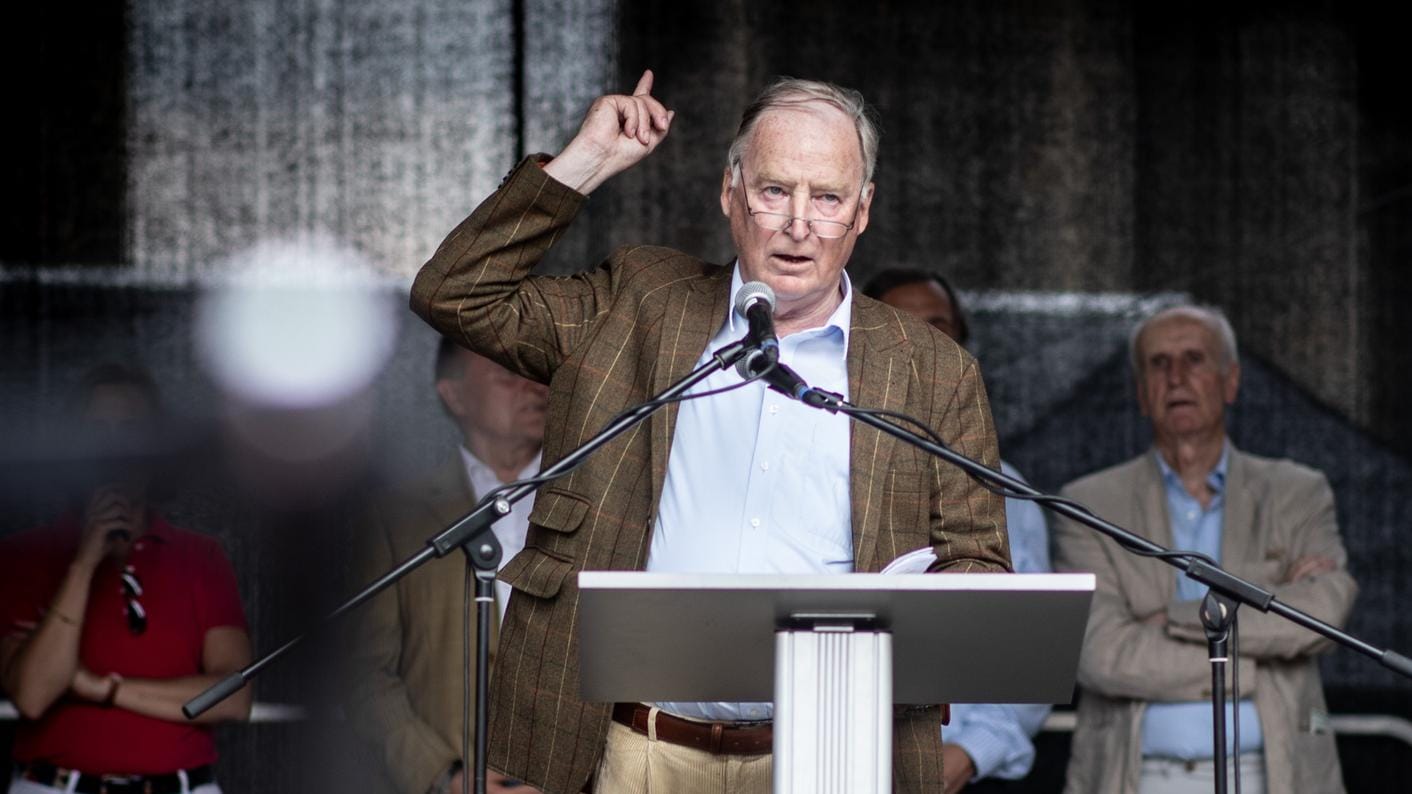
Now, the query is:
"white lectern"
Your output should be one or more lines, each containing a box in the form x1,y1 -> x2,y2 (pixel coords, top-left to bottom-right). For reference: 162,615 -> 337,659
578,572 -> 1094,793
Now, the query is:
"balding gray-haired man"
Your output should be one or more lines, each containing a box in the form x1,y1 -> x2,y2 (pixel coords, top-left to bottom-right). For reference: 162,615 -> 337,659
411,71 -> 1011,794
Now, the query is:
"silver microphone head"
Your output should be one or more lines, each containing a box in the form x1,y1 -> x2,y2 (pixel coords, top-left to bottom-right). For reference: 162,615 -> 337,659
733,281 -> 776,318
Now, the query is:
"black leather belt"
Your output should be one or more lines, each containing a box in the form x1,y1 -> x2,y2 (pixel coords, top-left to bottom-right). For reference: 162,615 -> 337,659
17,762 -> 215,794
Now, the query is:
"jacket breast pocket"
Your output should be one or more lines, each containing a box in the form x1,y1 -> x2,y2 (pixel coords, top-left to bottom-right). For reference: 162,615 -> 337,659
529,486 -> 592,535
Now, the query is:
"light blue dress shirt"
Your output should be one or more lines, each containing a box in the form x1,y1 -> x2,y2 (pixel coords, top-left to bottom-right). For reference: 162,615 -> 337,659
944,461 -> 1052,781
1141,444 -> 1264,759
648,265 -> 855,722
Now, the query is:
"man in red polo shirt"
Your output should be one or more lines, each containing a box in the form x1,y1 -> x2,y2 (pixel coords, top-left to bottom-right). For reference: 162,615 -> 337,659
0,365 -> 252,794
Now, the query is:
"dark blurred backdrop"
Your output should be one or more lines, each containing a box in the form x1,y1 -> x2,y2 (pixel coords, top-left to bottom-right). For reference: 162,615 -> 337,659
2,0 -> 1408,791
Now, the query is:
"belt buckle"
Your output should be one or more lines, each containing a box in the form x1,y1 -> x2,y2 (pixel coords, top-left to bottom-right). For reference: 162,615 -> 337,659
100,774 -> 137,794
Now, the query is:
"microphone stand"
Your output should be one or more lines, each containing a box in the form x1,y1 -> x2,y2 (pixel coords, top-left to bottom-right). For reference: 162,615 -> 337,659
784,384 -> 1412,793
183,335 -> 762,794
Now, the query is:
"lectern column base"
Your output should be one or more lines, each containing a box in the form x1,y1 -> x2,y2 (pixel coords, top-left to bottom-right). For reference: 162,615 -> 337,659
773,626 -> 892,793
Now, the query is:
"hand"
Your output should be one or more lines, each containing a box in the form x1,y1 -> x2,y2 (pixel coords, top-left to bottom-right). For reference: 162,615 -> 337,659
71,667 -> 120,703
448,768 -> 541,793
77,486 -> 138,568
1142,609 -> 1169,627
1282,554 -> 1336,584
941,743 -> 976,793
543,69 -> 674,195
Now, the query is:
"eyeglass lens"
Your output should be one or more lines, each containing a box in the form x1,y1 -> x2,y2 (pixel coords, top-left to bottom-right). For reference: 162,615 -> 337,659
750,213 -> 851,238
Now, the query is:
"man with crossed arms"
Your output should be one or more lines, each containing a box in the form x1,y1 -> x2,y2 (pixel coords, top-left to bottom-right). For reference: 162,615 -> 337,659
1053,305 -> 1356,794
410,70 -> 1010,794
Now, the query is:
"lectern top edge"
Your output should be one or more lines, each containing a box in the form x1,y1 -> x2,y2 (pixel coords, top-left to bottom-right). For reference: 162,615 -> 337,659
578,571 -> 1097,593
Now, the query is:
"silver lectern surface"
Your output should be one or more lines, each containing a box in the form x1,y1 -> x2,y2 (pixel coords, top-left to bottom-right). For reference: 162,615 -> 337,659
577,572 -> 1094,704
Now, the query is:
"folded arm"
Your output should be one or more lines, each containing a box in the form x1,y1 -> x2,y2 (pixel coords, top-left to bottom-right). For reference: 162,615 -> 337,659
85,626 -> 253,724
1053,507 -> 1256,701
1165,475 -> 1357,659
1,498 -> 125,719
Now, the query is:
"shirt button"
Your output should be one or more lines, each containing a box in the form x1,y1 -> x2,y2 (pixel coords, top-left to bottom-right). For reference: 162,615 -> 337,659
1186,510 -> 1197,521
750,518 -> 761,528
768,405 -> 779,415
760,462 -> 769,471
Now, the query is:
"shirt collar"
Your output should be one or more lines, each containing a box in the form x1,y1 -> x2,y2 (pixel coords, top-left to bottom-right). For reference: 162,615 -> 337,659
459,445 -> 542,486
1154,441 -> 1230,497
724,261 -> 853,351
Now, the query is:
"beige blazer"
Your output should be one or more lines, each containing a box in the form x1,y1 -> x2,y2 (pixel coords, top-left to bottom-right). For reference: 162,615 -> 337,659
409,156 -> 1011,794
345,459 -> 486,794
1053,445 -> 1357,794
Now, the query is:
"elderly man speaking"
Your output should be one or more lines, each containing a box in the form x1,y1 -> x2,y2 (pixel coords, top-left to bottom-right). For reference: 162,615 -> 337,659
409,70 -> 1010,794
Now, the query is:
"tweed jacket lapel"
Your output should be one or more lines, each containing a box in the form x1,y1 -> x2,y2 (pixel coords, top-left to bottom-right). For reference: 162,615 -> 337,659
646,269 -> 733,521
846,296 -> 914,573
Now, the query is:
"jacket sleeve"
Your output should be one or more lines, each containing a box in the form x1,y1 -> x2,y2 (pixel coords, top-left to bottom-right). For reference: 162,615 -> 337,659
927,355 -> 1010,574
1052,485 -> 1257,701
408,155 -> 610,384
344,503 -> 458,794
1166,473 -> 1358,660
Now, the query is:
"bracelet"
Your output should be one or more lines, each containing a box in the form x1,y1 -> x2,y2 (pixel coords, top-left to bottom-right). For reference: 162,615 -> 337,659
102,677 -> 121,708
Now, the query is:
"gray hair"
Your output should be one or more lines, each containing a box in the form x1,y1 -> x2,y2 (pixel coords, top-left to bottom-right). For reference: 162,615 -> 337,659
1128,304 -> 1240,376
727,77 -> 880,190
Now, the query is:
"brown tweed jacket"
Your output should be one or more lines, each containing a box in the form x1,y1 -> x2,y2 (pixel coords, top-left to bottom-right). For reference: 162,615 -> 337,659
410,156 -> 1010,794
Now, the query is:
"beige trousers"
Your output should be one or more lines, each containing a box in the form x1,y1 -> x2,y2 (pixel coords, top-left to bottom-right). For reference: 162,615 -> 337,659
593,719 -> 773,794
1139,754 -> 1266,794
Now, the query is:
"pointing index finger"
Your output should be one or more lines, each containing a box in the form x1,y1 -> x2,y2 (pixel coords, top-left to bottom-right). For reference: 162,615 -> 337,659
633,69 -> 654,97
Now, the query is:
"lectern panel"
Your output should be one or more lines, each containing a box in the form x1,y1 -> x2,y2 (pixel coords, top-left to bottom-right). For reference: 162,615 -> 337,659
577,572 -> 1094,704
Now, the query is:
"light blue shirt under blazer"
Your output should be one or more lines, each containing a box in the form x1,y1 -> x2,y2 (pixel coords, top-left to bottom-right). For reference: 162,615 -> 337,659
1141,444 -> 1264,759
649,264 -> 854,722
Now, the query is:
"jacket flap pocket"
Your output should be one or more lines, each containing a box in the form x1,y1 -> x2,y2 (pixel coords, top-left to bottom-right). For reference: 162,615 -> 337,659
529,486 -> 592,534
501,546 -> 576,598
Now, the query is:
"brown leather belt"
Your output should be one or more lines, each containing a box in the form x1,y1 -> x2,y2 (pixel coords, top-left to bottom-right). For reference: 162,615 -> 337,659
612,702 -> 773,756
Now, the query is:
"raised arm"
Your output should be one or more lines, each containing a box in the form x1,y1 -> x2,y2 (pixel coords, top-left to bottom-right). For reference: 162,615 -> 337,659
409,71 -> 674,383
1,490 -> 136,720
543,69 -> 674,195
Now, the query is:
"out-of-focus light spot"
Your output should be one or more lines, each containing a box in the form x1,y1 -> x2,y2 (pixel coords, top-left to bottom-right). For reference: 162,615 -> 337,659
196,236 -> 399,410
